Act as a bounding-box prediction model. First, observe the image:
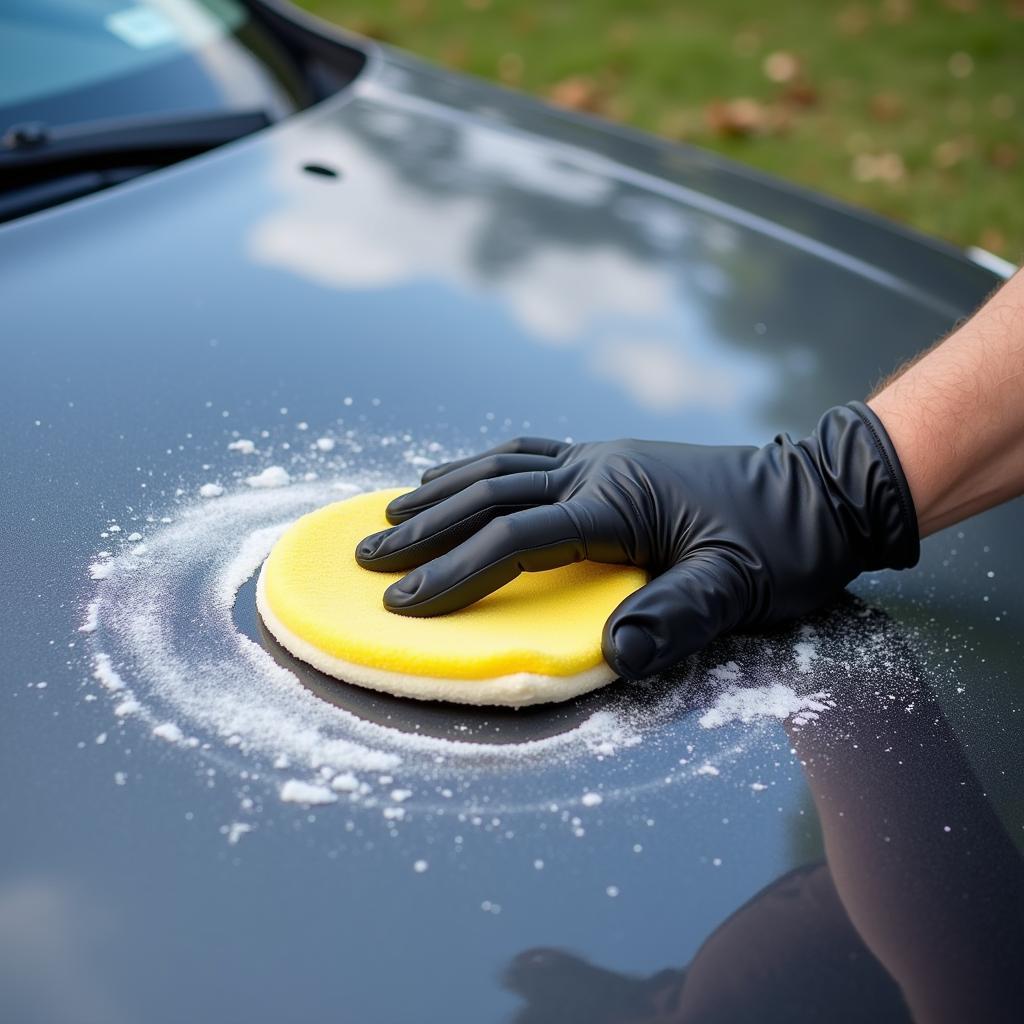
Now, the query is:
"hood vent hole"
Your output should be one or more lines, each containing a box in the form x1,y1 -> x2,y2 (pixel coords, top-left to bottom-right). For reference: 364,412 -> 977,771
302,163 -> 341,179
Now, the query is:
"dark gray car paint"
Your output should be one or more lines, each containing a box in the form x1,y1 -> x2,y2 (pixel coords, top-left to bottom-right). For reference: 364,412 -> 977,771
1,21 -> 1022,1023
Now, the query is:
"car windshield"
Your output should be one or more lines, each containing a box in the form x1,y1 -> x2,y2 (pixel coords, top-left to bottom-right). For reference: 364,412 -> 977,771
2,1 -> 248,106
0,0 -> 363,221
0,0 -> 312,132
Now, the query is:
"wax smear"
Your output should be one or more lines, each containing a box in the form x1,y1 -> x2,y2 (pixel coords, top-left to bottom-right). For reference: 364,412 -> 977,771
79,432 -> 900,821
699,683 -> 831,730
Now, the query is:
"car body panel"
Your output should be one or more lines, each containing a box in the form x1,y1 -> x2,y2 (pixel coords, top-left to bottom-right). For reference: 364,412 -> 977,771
1,22 -> 1021,1023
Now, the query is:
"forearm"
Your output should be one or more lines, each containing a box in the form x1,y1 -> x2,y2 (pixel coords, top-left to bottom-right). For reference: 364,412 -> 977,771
868,270 -> 1024,536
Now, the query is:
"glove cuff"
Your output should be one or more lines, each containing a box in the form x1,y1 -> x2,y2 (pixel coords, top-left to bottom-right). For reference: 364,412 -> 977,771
843,401 -> 920,571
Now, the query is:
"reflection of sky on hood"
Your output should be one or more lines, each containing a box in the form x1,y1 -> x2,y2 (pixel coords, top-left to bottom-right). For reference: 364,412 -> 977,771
248,90 -> 779,418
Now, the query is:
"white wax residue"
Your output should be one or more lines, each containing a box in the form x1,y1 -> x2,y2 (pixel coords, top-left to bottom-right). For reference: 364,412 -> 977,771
330,772 -> 359,792
280,780 -> 337,805
92,653 -> 125,692
794,626 -> 819,674
245,466 -> 290,489
699,683 -> 831,730
80,472 -> 671,804
225,822 -> 253,844
153,722 -> 184,743
708,662 -> 741,684
79,600 -> 99,633
215,524 -> 289,610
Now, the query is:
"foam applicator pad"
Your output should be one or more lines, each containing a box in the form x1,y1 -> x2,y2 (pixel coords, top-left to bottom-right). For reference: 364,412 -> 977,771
256,489 -> 646,706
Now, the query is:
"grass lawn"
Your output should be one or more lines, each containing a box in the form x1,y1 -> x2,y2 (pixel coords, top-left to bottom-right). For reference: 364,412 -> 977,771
295,0 -> 1024,261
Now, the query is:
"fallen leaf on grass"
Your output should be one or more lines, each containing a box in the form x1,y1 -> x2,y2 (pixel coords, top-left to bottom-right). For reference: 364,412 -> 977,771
705,98 -> 791,137
548,75 -> 606,114
836,5 -> 872,35
870,92 -> 905,121
988,142 -> 1019,170
762,52 -> 817,107
932,136 -> 973,168
782,80 -> 819,108
763,51 -> 801,83
851,151 -> 907,183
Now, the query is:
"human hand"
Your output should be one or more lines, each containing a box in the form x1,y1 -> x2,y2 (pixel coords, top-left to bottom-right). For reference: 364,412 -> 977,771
355,403 -> 918,679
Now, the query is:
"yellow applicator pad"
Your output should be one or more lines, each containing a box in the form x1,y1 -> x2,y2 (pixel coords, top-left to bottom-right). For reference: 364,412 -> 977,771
256,488 -> 646,706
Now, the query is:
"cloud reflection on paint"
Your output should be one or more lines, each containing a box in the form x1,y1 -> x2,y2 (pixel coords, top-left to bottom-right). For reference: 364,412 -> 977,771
591,338 -> 741,411
248,92 -> 779,415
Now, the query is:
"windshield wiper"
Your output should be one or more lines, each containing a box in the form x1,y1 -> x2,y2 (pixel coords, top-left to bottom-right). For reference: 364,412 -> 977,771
0,108 -> 271,192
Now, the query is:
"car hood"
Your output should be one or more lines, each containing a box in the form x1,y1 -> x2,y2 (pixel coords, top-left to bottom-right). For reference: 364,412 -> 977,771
1,36 -> 1021,1024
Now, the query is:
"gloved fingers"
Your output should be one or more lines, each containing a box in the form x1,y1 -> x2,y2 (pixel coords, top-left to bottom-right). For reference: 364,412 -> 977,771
358,471 -> 555,572
383,504 -> 584,616
420,437 -> 569,485
601,553 -> 749,679
386,453 -> 561,523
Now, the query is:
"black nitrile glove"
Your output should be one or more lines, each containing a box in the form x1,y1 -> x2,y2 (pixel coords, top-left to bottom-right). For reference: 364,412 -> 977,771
355,402 -> 919,679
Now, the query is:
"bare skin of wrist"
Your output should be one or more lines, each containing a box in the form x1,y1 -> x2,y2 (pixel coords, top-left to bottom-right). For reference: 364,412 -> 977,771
868,270 -> 1024,537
